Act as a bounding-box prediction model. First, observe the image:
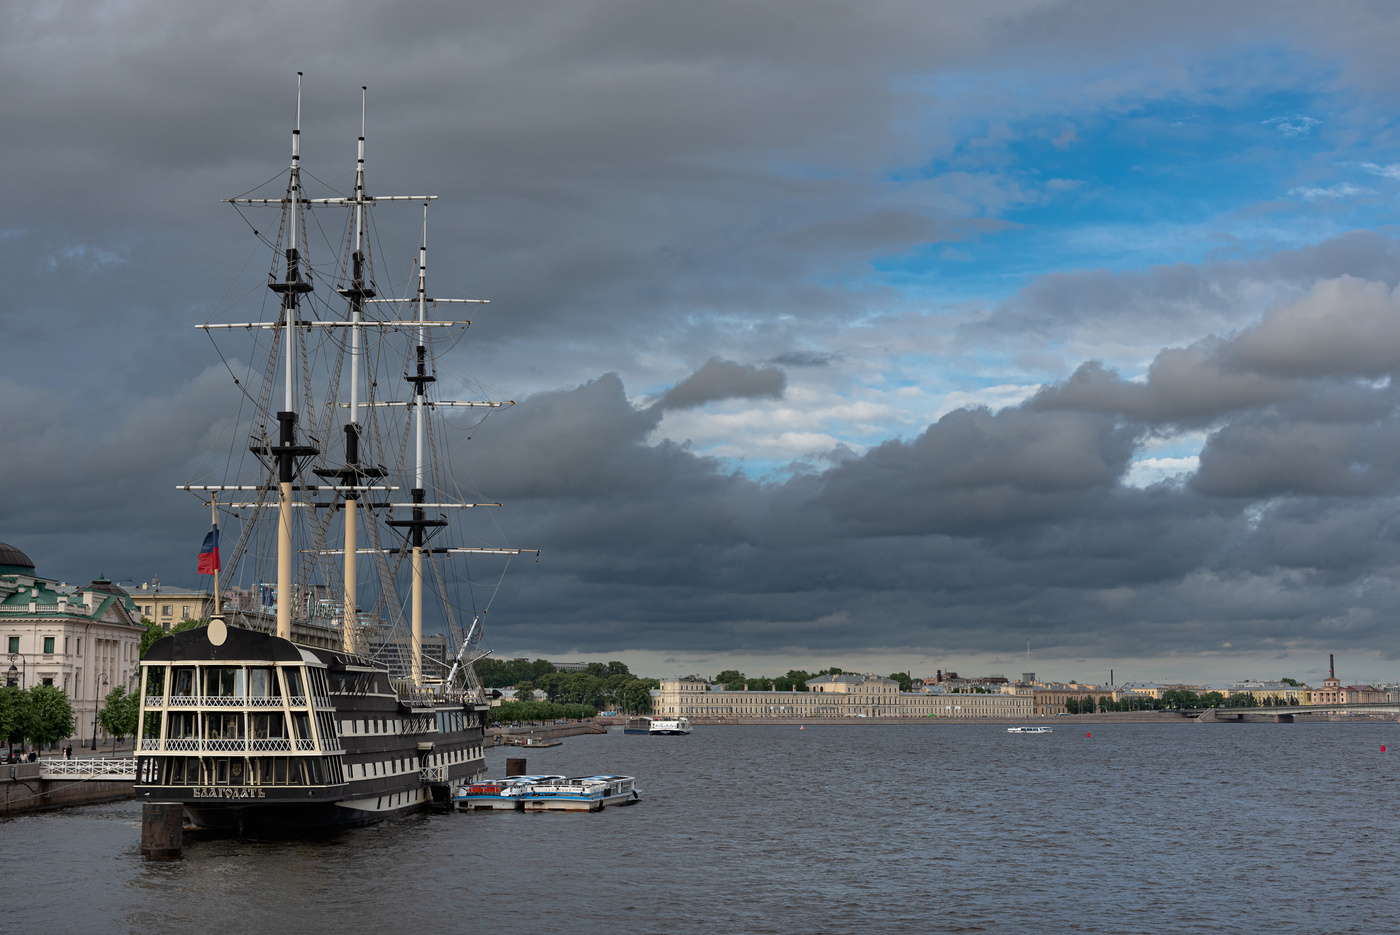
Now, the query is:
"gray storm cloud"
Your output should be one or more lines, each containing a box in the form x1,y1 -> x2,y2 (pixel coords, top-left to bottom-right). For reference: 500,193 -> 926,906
660,358 -> 787,411
6,3 -> 1400,674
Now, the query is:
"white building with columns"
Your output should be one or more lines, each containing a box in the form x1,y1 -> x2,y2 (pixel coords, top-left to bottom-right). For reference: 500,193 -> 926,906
1,542 -> 144,744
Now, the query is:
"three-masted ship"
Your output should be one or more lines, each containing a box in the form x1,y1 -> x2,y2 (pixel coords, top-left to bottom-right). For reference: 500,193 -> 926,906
135,77 -> 533,832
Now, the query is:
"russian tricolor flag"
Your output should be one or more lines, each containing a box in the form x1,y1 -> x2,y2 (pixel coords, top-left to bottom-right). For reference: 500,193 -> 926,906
197,525 -> 221,575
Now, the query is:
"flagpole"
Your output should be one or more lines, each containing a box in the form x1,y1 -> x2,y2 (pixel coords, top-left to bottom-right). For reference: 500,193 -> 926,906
210,495 -> 221,618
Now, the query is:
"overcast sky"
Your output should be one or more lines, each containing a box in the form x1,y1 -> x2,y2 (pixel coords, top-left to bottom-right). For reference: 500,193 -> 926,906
5,1 -> 1400,685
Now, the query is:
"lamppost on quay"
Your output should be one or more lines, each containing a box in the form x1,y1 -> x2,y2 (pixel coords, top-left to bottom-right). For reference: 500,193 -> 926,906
91,673 -> 108,752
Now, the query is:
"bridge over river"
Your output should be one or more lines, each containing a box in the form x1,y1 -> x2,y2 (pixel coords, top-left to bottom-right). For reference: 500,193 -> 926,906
1197,702 -> 1400,722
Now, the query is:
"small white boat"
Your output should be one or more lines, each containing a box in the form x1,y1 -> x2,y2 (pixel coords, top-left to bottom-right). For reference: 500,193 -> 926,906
455,775 -> 565,810
521,775 -> 640,812
649,717 -> 691,735
1006,726 -> 1053,734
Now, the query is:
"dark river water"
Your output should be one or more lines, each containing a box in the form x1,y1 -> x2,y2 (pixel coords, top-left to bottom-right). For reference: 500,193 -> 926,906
4,722 -> 1398,933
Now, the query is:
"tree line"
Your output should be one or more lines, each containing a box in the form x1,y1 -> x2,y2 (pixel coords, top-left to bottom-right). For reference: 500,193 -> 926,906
487,700 -> 598,725
1063,690 -> 1305,713
1,683 -> 142,754
712,667 -> 914,692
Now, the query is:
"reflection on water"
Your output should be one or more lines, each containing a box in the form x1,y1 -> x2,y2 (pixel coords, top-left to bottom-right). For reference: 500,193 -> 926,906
4,722 -> 1398,933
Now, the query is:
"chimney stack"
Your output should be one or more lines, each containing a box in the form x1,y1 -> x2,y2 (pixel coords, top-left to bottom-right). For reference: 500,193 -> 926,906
1329,654 -> 1335,679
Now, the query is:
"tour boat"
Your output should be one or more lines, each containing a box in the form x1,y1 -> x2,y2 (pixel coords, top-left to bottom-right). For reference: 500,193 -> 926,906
622,716 -> 652,734
520,775 -> 640,812
133,79 -> 535,833
648,717 -> 691,735
455,775 -> 564,810
1006,726 -> 1053,734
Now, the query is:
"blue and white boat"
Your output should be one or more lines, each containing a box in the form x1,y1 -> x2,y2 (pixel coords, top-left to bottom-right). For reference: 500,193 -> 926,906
455,774 -> 564,810
521,775 -> 640,812
623,717 -> 652,735
1006,726 -> 1053,734
649,717 -> 691,735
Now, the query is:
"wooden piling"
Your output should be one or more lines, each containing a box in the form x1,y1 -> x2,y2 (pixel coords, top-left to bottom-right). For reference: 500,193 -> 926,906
140,802 -> 184,858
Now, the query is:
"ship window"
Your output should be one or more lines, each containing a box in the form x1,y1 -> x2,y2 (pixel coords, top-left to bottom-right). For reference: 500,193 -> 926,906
204,713 -> 244,739
172,667 -> 195,697
292,712 -> 312,741
283,668 -> 304,699
144,666 -> 166,699
204,667 -> 244,697
168,712 -> 199,740
228,758 -> 246,785
248,668 -> 280,698
251,713 -> 285,739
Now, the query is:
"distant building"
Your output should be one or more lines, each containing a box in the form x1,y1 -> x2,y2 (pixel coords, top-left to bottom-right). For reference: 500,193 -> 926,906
1030,683 -> 1119,716
127,578 -> 347,650
1311,655 -> 1385,706
654,673 -> 1034,719
550,661 -> 589,672
366,632 -> 449,682
1,542 -> 144,744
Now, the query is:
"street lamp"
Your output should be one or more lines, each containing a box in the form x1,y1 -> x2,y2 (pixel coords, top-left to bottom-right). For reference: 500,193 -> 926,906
6,652 -> 26,688
91,673 -> 108,752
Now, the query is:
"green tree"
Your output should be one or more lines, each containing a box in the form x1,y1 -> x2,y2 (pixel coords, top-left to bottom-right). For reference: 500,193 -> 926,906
785,670 -> 812,691
888,672 -> 914,692
98,686 -> 139,742
714,669 -> 746,691
616,679 -> 653,714
0,685 -> 22,749
23,684 -> 75,750
139,617 -> 167,658
513,681 -> 536,702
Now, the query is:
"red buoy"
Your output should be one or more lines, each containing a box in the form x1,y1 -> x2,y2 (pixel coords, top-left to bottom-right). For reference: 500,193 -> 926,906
1086,731 -> 1091,738
1383,745 -> 1387,752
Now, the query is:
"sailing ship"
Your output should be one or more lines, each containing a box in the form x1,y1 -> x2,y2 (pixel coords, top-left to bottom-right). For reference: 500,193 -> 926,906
134,77 -> 534,832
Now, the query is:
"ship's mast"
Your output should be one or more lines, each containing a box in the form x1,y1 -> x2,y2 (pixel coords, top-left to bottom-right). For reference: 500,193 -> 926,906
340,88 -> 372,654
270,73 -> 317,641
411,206 -> 432,683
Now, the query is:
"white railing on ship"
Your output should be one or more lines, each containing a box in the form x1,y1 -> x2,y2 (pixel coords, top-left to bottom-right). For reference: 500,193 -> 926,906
137,738 -> 323,753
152,695 -> 304,708
419,766 -> 446,782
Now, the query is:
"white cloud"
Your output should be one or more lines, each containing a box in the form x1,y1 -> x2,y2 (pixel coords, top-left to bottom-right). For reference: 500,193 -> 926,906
1123,456 -> 1198,488
1359,162 -> 1400,180
1288,183 -> 1372,200
1263,115 -> 1321,137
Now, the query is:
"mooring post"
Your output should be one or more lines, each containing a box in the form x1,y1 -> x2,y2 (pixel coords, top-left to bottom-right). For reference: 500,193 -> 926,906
140,802 -> 184,858
505,757 -> 527,777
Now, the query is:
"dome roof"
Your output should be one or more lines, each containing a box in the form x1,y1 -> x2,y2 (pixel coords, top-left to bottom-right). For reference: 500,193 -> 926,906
0,542 -> 36,570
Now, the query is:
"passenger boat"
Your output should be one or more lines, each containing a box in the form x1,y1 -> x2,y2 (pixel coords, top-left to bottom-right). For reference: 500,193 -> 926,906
649,716 -> 691,735
623,716 -> 652,734
455,775 -> 564,810
134,79 -> 535,834
520,775 -> 640,812
501,736 -> 562,748
1006,726 -> 1053,734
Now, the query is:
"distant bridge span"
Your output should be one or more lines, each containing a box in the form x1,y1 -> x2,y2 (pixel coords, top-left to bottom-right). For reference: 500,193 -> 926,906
1197,702 -> 1400,722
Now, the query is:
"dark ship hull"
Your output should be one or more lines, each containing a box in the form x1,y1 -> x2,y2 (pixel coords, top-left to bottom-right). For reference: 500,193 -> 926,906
136,626 -> 488,834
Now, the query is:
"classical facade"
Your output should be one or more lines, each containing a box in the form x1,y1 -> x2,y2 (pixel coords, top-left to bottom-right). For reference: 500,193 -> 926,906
1310,656 -> 1385,706
654,674 -> 1036,719
1030,683 -> 1119,716
1,542 -> 145,743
